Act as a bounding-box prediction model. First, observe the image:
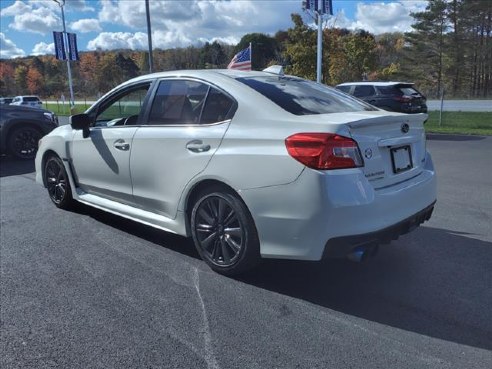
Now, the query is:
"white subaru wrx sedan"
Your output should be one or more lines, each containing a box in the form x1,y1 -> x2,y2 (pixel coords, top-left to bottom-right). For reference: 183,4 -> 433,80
35,69 -> 436,275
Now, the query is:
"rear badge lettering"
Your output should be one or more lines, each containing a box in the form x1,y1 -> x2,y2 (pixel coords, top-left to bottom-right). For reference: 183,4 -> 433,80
365,170 -> 385,179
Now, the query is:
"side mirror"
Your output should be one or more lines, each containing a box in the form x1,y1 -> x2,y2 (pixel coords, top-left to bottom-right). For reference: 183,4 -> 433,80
70,113 -> 91,138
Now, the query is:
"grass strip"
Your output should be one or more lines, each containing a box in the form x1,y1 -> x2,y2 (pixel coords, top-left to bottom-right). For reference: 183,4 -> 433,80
425,111 -> 492,135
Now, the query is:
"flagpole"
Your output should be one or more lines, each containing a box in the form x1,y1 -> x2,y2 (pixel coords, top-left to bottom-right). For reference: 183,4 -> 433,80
54,0 -> 75,110
249,42 -> 252,70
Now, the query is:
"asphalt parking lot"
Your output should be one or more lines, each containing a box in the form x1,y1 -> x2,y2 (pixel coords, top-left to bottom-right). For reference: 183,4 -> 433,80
1,135 -> 491,369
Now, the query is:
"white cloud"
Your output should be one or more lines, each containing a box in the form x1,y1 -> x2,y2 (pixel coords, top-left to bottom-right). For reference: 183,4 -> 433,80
351,1 -> 428,34
87,32 -> 148,50
32,41 -> 55,55
65,0 -> 95,12
0,32 -> 26,58
3,1 -> 60,35
95,0 -> 299,48
71,18 -> 102,33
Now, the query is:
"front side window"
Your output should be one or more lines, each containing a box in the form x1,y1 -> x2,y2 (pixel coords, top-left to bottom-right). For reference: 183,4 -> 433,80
148,80 -> 234,125
336,85 -> 351,93
237,76 -> 376,115
95,83 -> 151,127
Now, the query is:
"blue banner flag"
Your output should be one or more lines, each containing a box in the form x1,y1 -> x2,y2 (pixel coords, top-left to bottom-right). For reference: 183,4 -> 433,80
304,0 -> 318,11
53,31 -> 66,60
322,0 -> 333,15
304,0 -> 332,14
67,33 -> 79,61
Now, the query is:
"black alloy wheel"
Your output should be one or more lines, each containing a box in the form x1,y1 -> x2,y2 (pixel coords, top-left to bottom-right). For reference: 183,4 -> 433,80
8,126 -> 42,159
191,189 -> 260,275
44,156 -> 73,209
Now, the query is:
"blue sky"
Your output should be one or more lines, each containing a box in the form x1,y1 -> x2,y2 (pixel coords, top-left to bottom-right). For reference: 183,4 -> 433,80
0,0 -> 428,59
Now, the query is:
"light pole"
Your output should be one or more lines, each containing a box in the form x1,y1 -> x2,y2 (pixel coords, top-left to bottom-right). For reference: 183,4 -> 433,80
145,0 -> 153,73
53,0 -> 75,109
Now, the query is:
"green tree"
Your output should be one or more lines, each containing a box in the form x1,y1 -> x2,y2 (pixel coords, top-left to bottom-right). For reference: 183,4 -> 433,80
283,14 -> 318,81
406,0 -> 448,96
234,33 -> 279,70
14,65 -> 28,92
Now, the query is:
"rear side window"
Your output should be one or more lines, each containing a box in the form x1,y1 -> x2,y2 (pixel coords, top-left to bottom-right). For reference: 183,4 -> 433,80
24,97 -> 40,102
353,85 -> 375,97
236,76 -> 376,115
149,80 -> 234,125
376,86 -> 400,95
201,88 -> 234,124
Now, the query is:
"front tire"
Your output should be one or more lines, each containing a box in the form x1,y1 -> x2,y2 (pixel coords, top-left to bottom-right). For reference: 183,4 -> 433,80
190,188 -> 260,276
8,126 -> 42,159
44,155 -> 74,209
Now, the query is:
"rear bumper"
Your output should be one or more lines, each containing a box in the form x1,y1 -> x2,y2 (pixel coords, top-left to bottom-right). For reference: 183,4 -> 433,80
322,201 -> 435,258
240,152 -> 437,261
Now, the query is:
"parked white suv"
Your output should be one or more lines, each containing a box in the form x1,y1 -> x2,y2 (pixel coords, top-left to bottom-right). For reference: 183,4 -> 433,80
10,95 -> 43,108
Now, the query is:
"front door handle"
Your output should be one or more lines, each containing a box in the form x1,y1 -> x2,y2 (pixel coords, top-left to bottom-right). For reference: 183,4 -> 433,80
113,139 -> 130,151
186,140 -> 211,153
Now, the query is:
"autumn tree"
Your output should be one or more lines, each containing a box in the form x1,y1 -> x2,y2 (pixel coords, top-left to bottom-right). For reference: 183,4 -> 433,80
0,62 -> 16,95
26,66 -> 43,95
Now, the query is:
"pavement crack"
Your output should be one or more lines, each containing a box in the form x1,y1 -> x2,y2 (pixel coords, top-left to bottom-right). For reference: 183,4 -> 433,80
193,268 -> 220,369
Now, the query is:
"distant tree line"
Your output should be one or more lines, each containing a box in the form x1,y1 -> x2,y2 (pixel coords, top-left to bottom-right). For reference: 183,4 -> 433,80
0,0 -> 490,99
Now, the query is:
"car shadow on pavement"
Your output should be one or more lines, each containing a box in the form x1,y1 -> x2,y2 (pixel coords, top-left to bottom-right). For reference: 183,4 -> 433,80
237,227 -> 492,352
0,156 -> 35,177
72,202 -> 201,260
426,133 -> 486,141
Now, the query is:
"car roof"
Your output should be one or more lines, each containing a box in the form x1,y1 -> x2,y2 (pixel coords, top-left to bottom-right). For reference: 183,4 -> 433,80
337,81 -> 414,87
121,69 -> 290,85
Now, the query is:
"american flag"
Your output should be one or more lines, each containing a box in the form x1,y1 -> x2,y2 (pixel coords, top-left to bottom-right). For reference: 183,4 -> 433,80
227,45 -> 251,71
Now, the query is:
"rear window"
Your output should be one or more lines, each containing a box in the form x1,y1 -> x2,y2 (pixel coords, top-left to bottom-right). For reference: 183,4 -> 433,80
398,87 -> 419,96
24,97 -> 41,102
236,76 -> 377,115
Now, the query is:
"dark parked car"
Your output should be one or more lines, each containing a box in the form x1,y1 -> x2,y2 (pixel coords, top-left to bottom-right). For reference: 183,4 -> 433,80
0,104 -> 58,159
0,97 -> 14,105
336,82 -> 427,114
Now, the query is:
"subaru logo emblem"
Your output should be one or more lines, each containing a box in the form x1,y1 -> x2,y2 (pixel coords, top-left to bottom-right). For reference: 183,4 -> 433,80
364,148 -> 373,159
401,123 -> 410,133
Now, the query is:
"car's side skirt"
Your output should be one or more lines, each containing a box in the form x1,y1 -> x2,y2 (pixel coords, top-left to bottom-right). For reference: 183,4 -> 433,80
74,190 -> 189,237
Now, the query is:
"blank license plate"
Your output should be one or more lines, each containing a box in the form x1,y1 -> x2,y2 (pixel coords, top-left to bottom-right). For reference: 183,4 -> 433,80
391,145 -> 413,173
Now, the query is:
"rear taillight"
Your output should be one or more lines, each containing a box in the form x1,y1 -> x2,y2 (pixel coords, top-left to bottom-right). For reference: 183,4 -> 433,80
285,133 -> 364,170
394,95 -> 411,103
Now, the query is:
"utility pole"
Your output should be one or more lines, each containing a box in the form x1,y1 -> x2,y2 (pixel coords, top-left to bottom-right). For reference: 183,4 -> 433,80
316,11 -> 322,83
53,0 -> 75,109
145,0 -> 154,73
303,1 -> 332,84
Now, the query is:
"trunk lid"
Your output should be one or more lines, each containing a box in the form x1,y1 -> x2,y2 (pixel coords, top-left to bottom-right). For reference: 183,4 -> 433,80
347,113 -> 427,189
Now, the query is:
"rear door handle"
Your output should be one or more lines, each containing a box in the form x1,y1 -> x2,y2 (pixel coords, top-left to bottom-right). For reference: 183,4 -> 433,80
113,139 -> 130,151
186,140 -> 211,153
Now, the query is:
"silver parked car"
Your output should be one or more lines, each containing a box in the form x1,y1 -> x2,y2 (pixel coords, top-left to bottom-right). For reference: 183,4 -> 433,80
35,69 -> 436,275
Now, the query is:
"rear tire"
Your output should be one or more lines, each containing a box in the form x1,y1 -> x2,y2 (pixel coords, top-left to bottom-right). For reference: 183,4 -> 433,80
190,187 -> 260,276
8,126 -> 42,159
44,155 -> 74,210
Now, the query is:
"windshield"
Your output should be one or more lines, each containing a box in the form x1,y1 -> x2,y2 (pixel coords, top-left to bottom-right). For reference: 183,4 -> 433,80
236,76 -> 377,115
